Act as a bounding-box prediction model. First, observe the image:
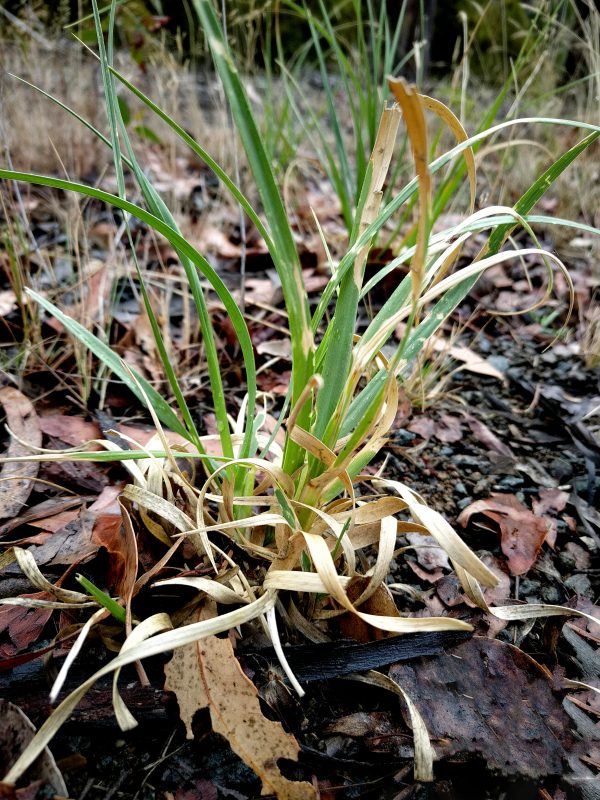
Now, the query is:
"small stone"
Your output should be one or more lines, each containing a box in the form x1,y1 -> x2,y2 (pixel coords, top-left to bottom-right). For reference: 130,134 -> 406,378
453,482 -> 468,497
573,475 -> 599,495
453,455 -> 482,468
495,475 -> 524,491
562,542 -> 591,571
478,336 -> 491,354
457,496 -> 473,510
439,446 -> 453,457
488,354 -> 510,372
541,585 -> 564,604
549,458 -> 573,481
473,478 -> 489,495
519,578 -> 541,597
541,350 -> 558,365
564,574 -> 593,598
396,429 -> 417,445
558,550 -> 577,571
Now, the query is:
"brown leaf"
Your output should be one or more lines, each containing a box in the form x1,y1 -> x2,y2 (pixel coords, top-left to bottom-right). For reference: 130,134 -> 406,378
25,511 -> 98,566
389,637 -> 578,778
256,369 -> 293,396
41,447 -> 109,493
0,594 -> 53,658
407,417 -> 435,441
407,560 -> 444,583
433,414 -> 463,443
195,225 -> 244,259
393,387 -> 413,429
339,577 -> 402,643
0,699 -> 67,795
88,485 -> 124,515
256,338 -> 292,359
165,608 -> 316,799
0,388 -> 42,520
172,781 -> 218,800
22,488 -> 125,567
239,277 -> 279,306
458,493 -> 550,575
39,414 -> 100,446
0,495 -> 87,537
406,532 -> 451,572
563,542 -> 591,571
40,414 -> 192,453
532,488 -> 570,517
27,509 -> 80,533
446,343 -> 506,382
91,512 -> 134,596
465,415 -> 514,458
302,269 -> 329,294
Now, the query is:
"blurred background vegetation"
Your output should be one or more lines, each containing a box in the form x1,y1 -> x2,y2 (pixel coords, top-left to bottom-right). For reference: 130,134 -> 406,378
0,0 -> 593,84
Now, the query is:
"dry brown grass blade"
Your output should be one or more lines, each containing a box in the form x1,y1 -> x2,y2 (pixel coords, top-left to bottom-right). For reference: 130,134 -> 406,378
378,479 -> 499,588
388,78 -> 431,307
49,607 -> 108,702
165,604 -> 317,799
268,531 -> 472,633
455,563 -> 600,628
353,106 -> 401,285
12,547 -> 90,603
349,670 -> 434,781
3,592 -> 280,785
3,612 -> 173,785
288,425 -> 336,466
419,93 -> 476,213
286,374 -> 323,433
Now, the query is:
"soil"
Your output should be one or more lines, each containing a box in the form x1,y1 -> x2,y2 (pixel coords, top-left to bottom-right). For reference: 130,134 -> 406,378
1,319 -> 598,800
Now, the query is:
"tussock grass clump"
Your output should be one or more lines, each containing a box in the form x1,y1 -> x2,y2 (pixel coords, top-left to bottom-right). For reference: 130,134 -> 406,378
1,0 -> 600,789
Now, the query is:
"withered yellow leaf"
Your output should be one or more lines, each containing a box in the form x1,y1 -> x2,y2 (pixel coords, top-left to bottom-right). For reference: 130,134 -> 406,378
165,608 -> 316,799
388,77 -> 431,308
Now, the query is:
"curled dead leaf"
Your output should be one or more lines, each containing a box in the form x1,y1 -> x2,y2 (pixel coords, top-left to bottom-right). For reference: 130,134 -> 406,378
458,493 -> 551,575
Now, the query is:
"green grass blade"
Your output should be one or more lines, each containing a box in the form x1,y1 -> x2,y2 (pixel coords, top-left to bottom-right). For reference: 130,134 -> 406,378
91,0 -> 208,456
91,0 -> 124,199
13,66 -> 240,457
108,66 -> 275,255
27,289 -> 188,439
312,161 -> 374,445
192,0 -> 314,474
486,130 -> 600,254
1,169 -> 257,448
76,574 -> 126,624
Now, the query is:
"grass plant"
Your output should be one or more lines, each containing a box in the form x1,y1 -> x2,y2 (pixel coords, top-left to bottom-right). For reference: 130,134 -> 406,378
271,0 -> 411,234
1,0 -> 600,789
